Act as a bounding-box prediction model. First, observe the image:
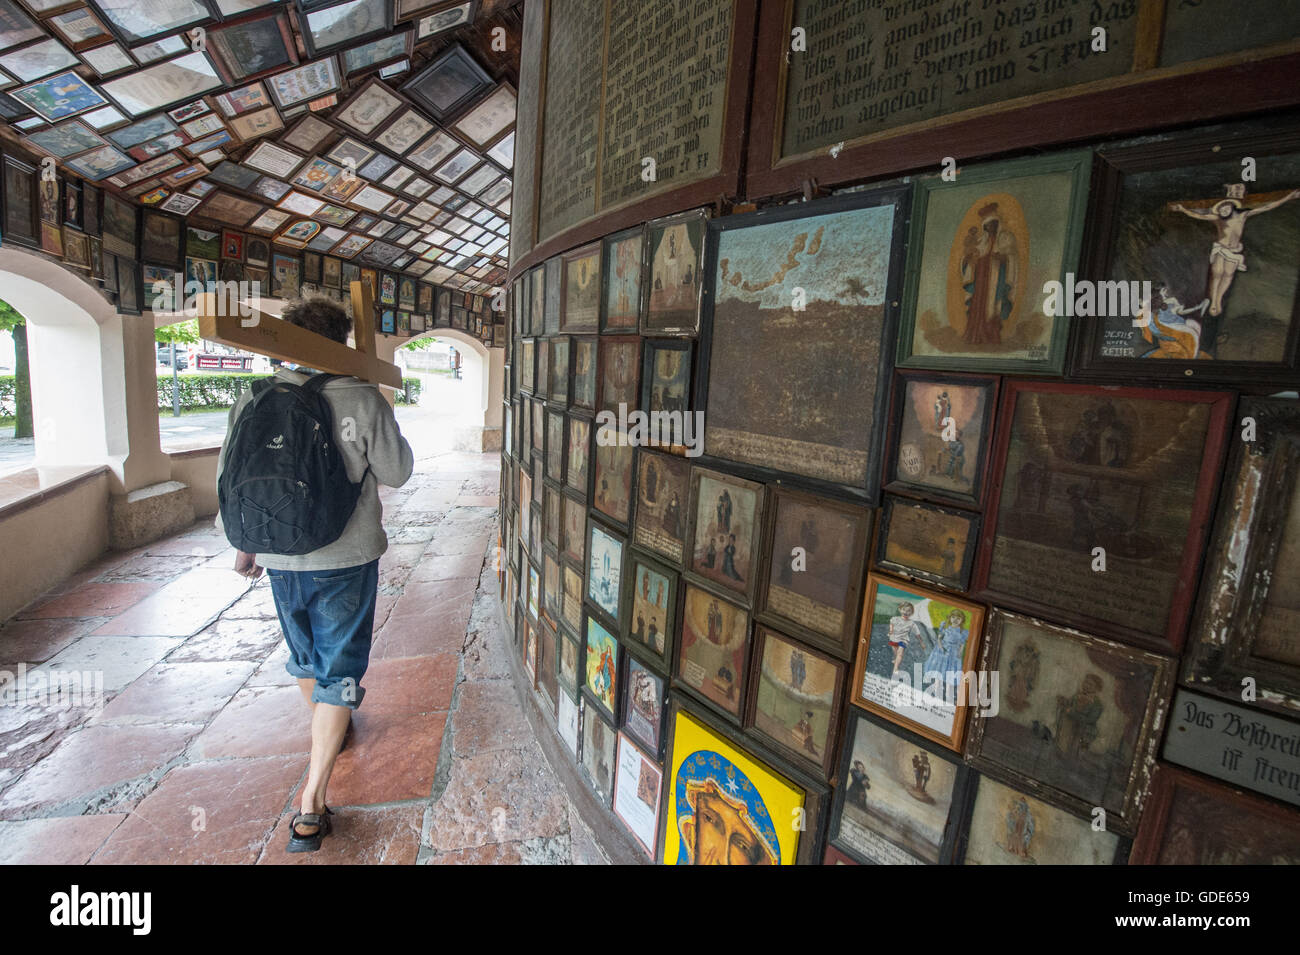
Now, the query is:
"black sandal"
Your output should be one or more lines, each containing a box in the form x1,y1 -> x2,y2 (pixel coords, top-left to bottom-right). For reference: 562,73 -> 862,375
287,806 -> 333,853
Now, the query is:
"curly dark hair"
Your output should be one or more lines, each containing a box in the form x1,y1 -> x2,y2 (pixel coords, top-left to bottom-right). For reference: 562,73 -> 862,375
280,293 -> 351,344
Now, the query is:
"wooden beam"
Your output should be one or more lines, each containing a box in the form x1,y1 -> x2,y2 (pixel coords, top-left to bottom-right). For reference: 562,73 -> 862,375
193,283 -> 400,388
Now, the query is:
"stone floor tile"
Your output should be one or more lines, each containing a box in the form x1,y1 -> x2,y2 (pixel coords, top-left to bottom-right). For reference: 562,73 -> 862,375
89,755 -> 308,865
91,569 -> 250,637
0,722 -> 201,818
218,582 -> 278,620
246,644 -> 295,687
34,634 -> 184,694
97,553 -> 207,582
94,661 -> 257,725
19,581 -> 162,620
0,617 -> 102,667
361,655 -> 457,715
425,746 -> 568,852
406,551 -> 485,584
307,711 -> 445,806
167,616 -> 283,663
259,805 -> 422,864
189,685 -> 310,760
0,814 -> 127,865
449,680 -> 532,755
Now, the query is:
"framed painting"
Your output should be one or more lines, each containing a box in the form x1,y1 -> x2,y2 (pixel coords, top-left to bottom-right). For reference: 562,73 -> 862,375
964,609 -> 1175,834
543,254 -> 562,335
661,701 -> 823,865
758,486 -> 870,661
601,224 -> 643,333
957,774 -> 1127,865
115,256 -> 140,314
89,0 -> 212,46
583,610 -> 619,721
828,710 -> 970,865
557,621 -> 581,700
699,187 -> 907,498
644,208 -> 705,335
1,153 -> 39,250
451,81 -> 513,149
100,188 -> 137,258
580,701 -> 617,806
632,449 -> 689,568
849,572 -> 986,752
585,517 -> 625,631
613,732 -> 663,860
522,619 -> 538,688
974,380 -> 1232,654
207,9 -> 296,84
884,370 -> 998,508
674,581 -> 751,722
591,437 -> 633,530
1181,396 -> 1300,715
13,69 -> 107,121
526,559 -> 541,624
561,492 -> 585,569
622,548 -> 677,674
266,57 -> 340,110
560,240 -> 600,332
141,210 -> 182,267
620,653 -> 666,758
101,52 -> 223,117
686,467 -> 764,604
571,336 -> 597,413
560,557 -> 583,635
530,399 -> 544,458
544,409 -> 565,485
300,0 -> 390,57
745,624 -> 846,778
547,336 -> 569,406
874,495 -> 980,593
400,42 -> 490,123
564,414 -> 590,498
640,338 -> 692,425
411,0 -> 476,38
1128,764 -> 1300,865
543,551 -> 562,630
897,150 -> 1092,376
1070,124 -> 1300,386
823,844 -> 859,865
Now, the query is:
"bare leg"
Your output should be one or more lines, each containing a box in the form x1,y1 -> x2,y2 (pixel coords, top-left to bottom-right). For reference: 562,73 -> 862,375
296,677 -> 315,710
300,702 -> 351,818
1209,261 -> 1233,315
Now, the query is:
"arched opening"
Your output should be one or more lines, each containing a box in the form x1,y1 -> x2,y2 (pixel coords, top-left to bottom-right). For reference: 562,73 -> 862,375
378,327 -> 503,454
0,250 -> 169,492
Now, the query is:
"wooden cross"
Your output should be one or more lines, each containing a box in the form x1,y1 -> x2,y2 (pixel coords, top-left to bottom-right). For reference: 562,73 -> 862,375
194,279 -> 401,388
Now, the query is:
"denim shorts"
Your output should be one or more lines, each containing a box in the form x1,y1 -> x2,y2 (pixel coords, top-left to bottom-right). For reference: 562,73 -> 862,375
266,560 -> 379,709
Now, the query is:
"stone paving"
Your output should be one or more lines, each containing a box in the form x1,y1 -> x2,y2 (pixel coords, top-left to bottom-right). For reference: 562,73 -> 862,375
0,449 -> 607,865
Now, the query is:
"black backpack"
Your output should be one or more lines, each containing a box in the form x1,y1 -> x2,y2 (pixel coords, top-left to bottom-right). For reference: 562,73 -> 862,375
218,373 -> 364,555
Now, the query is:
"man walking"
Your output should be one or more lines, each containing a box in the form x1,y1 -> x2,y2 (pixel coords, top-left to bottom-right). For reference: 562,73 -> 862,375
217,294 -> 413,852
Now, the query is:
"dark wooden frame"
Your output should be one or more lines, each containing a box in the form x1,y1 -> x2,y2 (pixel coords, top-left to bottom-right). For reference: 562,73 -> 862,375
954,771 -> 1132,866
569,334 -> 597,414
742,0 -> 1300,203
584,514 -> 626,634
546,335 -> 569,406
964,608 -> 1176,836
873,495 -> 981,594
1129,763 -> 1300,865
896,150 -> 1092,377
1,151 -> 40,250
1068,124 -> 1300,387
89,0 -> 216,47
695,185 -> 908,504
1181,395 -> 1300,715
671,577 -> 753,728
883,370 -> 999,509
827,708 -> 972,866
206,8 -> 298,85
595,333 -> 641,418
559,239 -> 600,333
641,207 -> 706,337
638,337 -> 693,436
619,545 -> 679,677
972,378 -> 1233,655
756,484 -> 870,662
297,0 -> 391,58
743,623 -> 846,779
618,647 -> 667,760
400,42 -> 491,124
684,464 -> 765,607
580,604 -> 621,724
599,223 -> 644,334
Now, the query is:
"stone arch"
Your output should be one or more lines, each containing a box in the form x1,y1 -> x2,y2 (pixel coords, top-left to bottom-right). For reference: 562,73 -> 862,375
0,249 -> 169,491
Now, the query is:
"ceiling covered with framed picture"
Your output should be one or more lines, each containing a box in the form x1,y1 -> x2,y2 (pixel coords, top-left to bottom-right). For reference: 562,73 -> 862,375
0,0 -> 518,292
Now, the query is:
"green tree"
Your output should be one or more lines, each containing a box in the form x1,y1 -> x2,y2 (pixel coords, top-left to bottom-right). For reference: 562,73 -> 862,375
0,299 -> 32,439
154,318 -> 200,346
401,335 -> 438,351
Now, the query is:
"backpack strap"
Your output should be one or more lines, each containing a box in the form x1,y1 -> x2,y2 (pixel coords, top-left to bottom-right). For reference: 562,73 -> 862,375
301,372 -> 342,395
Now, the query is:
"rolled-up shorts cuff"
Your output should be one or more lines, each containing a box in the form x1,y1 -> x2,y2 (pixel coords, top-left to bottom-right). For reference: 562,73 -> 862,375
282,661 -> 366,709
